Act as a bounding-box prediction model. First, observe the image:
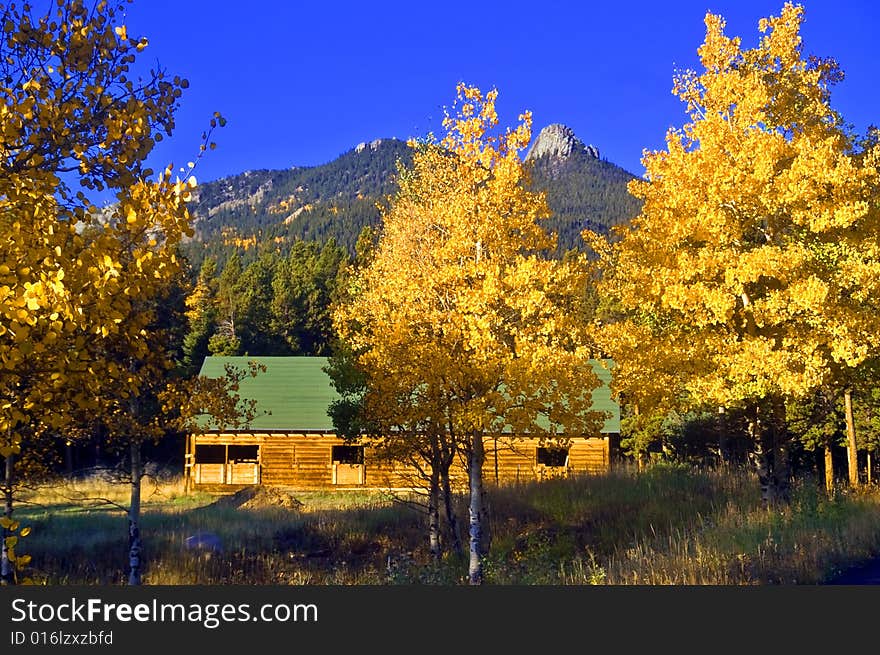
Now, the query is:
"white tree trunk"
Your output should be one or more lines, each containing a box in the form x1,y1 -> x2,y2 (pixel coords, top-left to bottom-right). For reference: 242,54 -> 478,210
428,467 -> 441,561
128,441 -> 143,586
468,433 -> 485,585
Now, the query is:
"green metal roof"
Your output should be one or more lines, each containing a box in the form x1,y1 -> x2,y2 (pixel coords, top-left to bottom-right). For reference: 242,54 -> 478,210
198,356 -> 620,434
588,359 -> 620,434
199,356 -> 340,431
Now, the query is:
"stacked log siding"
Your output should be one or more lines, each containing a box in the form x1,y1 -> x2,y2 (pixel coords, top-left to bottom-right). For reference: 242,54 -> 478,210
187,357 -> 619,491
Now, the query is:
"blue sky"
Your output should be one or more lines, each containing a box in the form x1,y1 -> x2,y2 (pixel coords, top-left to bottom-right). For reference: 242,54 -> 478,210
122,1 -> 879,184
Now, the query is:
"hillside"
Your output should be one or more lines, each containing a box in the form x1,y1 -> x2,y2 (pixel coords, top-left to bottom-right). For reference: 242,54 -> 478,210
183,125 -> 642,268
526,124 -> 643,250
185,138 -> 411,267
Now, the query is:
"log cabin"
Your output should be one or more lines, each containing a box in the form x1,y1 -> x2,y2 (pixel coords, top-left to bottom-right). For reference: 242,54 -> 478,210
185,356 -> 620,491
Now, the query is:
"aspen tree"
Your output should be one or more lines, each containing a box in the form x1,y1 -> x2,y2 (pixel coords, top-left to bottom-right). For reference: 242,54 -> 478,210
0,0 -> 235,583
587,3 -> 880,505
336,84 -> 603,583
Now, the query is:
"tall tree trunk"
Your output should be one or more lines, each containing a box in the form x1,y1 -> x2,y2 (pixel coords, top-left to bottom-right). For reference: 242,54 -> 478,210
634,403 -> 647,472
467,433 -> 485,585
441,466 -> 462,558
749,398 -> 791,508
844,388 -> 858,488
717,406 -> 729,468
428,466 -> 441,561
868,451 -> 873,486
183,433 -> 192,495
747,408 -> 773,509
770,398 -> 791,505
824,437 -> 835,495
1,452 -> 14,585
128,441 -> 143,586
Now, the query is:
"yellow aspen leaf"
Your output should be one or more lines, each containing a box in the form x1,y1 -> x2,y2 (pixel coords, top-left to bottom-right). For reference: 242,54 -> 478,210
335,83 -> 603,582
586,5 -> 880,505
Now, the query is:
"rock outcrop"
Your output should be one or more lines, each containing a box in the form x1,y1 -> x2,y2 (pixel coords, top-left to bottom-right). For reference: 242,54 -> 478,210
355,138 -> 384,154
526,123 -> 599,162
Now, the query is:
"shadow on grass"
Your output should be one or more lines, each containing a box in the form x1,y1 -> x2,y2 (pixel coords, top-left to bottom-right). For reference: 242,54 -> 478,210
18,492 -> 429,584
13,465 -> 880,585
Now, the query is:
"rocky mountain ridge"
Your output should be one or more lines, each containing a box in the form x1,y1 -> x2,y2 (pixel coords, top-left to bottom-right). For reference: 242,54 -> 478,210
526,123 -> 600,162
183,125 -> 642,269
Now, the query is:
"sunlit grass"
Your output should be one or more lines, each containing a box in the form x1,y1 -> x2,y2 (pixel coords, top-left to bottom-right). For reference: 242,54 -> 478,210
11,465 -> 880,585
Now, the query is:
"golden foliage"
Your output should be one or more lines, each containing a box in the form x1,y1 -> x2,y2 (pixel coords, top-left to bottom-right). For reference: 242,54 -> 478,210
0,1 -> 193,450
335,83 -> 604,442
0,0 -> 236,581
587,3 -> 880,411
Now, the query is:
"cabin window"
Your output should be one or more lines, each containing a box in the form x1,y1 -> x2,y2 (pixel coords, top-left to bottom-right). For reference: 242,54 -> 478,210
332,445 -> 364,464
332,445 -> 365,485
536,446 -> 569,467
194,445 -> 226,464
228,445 -> 259,463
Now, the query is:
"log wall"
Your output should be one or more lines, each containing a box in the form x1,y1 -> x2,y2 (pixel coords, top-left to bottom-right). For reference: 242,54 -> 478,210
189,432 -> 611,491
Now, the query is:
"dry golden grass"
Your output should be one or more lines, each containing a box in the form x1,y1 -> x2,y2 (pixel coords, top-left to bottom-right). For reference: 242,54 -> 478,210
19,476 -> 195,511
11,465 -> 880,585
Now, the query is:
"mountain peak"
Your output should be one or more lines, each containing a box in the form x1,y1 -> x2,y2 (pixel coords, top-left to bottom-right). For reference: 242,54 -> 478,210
526,123 -> 599,162
354,138 -> 387,153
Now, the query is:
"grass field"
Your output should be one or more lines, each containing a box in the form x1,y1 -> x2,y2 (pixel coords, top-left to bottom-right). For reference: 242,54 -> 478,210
11,463 -> 880,585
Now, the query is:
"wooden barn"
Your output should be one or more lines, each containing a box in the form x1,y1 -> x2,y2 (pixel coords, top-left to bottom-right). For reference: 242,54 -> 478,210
185,356 -> 620,491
